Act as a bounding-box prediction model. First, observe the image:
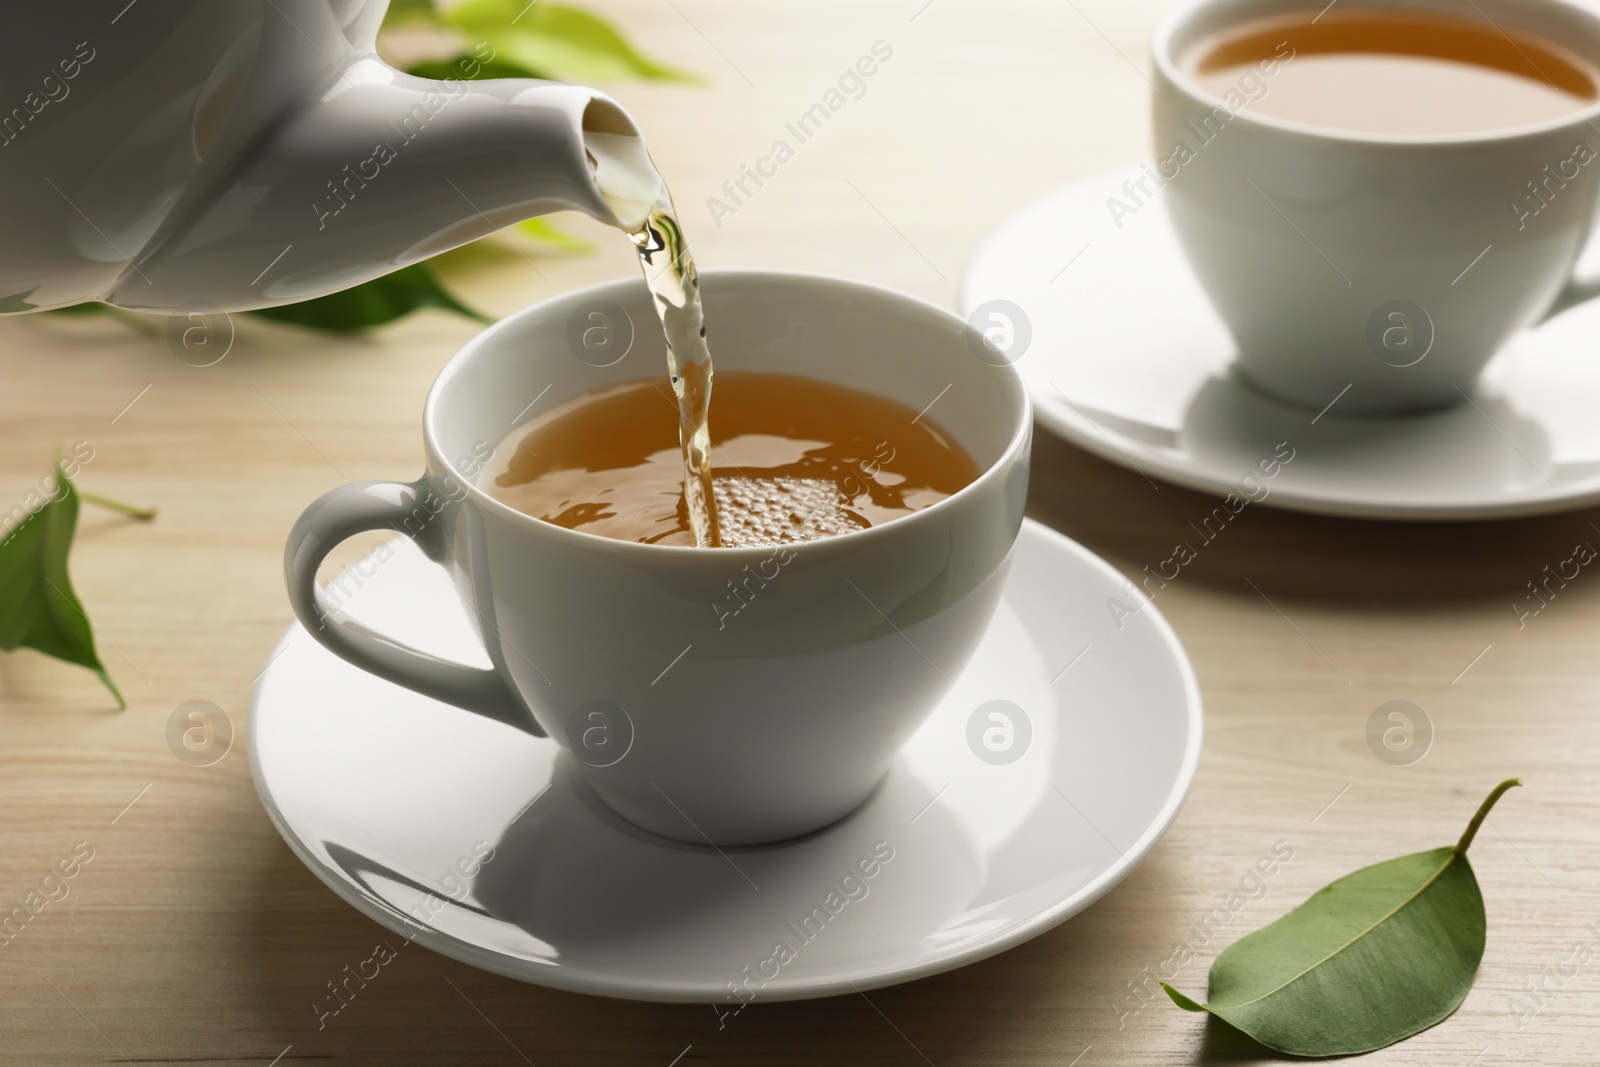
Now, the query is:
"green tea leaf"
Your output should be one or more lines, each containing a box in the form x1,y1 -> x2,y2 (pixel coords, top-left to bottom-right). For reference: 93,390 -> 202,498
0,463 -> 124,707
1163,778 -> 1522,1056
445,0 -> 700,85
245,263 -> 491,333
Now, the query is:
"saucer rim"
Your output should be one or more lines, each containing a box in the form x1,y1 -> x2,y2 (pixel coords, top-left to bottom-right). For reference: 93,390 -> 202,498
961,167 -> 1600,523
249,518 -> 1204,1002
1030,397 -> 1600,522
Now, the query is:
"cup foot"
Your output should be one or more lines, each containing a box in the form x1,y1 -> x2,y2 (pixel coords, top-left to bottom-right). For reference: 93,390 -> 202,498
582,767 -> 887,848
1231,364 -> 1471,419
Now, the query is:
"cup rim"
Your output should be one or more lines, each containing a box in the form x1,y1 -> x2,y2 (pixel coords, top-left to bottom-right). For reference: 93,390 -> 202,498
1152,0 -> 1600,146
423,268 -> 1032,558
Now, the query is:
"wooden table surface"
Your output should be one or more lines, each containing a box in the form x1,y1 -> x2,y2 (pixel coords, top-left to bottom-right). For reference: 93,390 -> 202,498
3,1 -> 1596,1063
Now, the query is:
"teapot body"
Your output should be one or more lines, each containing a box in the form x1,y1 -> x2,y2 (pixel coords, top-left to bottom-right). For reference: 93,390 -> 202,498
2,1 -> 369,310
2,0 -> 625,313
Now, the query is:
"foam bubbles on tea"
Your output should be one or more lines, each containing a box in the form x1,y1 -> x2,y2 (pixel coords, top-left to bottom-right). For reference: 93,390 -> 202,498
713,476 -> 861,546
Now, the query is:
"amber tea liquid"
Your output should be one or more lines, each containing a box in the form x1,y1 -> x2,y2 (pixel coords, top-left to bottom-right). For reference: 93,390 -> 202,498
482,372 -> 980,547
1188,10 -> 1600,134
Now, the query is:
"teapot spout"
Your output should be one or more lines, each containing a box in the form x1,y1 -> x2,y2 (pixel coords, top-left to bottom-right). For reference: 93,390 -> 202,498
108,62 -> 642,312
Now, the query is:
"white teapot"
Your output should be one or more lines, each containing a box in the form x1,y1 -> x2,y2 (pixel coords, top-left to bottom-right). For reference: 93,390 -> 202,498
2,0 -> 643,312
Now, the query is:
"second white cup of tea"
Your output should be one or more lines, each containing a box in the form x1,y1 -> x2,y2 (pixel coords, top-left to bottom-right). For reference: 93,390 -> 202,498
284,271 -> 1030,846
1152,0 -> 1600,415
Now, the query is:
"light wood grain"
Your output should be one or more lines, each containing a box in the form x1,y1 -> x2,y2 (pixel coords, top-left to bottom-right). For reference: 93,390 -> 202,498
2,1 -> 1597,1063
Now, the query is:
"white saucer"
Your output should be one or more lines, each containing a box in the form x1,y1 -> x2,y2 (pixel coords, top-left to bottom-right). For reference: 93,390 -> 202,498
249,519 -> 1201,1003
963,165 -> 1600,520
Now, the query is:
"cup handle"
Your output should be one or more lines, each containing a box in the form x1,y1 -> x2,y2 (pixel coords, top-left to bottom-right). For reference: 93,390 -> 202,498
1541,226 -> 1600,322
283,479 -> 538,734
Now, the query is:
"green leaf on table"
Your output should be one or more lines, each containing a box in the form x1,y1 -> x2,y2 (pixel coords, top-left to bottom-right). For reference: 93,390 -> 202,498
444,0 -> 701,85
245,263 -> 492,333
0,463 -> 125,707
1163,778 -> 1522,1056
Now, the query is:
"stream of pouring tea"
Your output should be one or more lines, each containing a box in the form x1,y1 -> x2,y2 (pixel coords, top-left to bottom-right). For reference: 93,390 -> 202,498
586,130 -> 721,547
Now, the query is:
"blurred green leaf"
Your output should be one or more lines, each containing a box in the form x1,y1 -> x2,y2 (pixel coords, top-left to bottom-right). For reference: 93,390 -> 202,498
245,264 -> 491,333
41,302 -> 161,336
514,216 -> 596,253
445,0 -> 701,85
384,0 -> 441,19
404,54 -> 553,81
0,462 -> 127,708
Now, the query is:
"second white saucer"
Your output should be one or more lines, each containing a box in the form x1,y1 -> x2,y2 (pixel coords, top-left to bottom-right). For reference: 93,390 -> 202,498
963,165 -> 1600,520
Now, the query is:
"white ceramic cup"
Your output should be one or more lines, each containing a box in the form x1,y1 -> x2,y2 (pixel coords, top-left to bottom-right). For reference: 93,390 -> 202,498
1152,0 -> 1600,415
284,271 -> 1030,846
